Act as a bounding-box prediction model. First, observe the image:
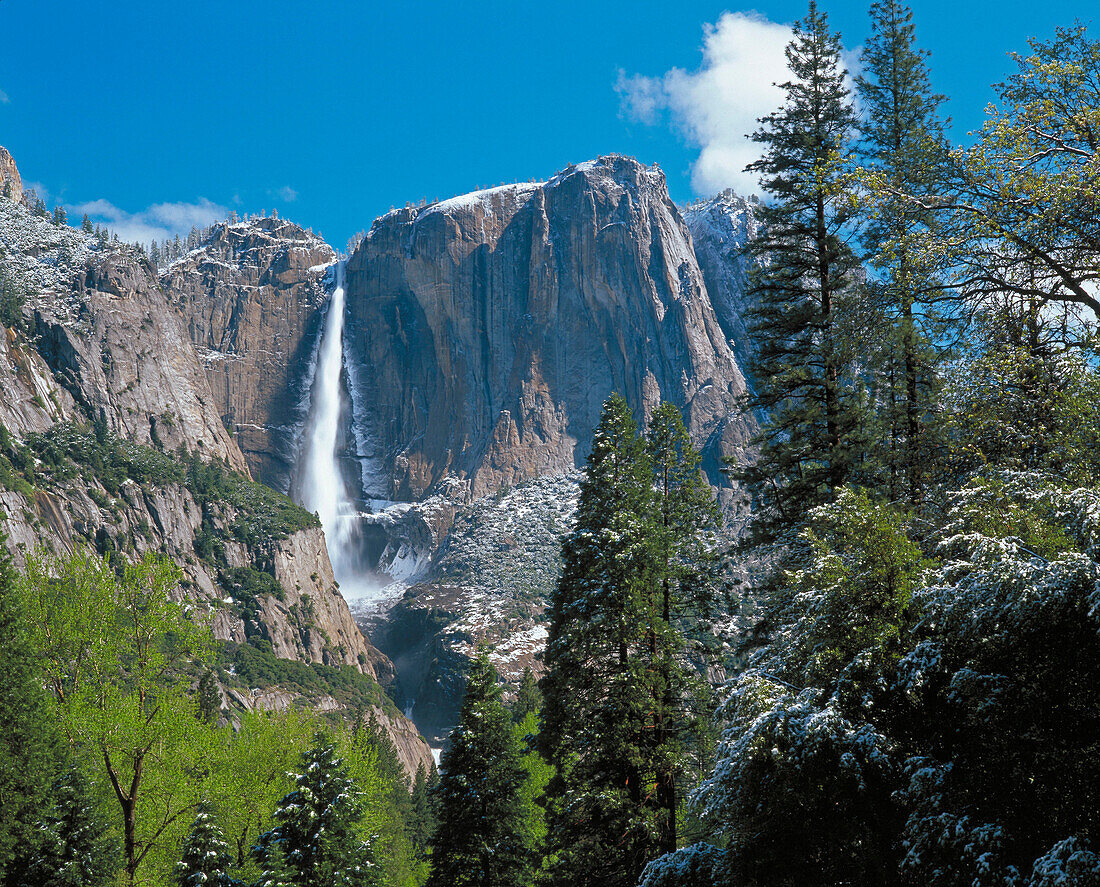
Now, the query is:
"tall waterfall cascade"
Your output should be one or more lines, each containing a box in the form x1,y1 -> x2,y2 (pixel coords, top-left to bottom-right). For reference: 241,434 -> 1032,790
293,260 -> 380,604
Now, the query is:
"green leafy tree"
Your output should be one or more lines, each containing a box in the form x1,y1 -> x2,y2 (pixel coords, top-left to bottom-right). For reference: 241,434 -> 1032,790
427,653 -> 535,887
740,0 -> 865,539
898,25 -> 1100,349
175,804 -> 237,887
18,549 -> 216,886
81,213 -> 94,234
254,733 -> 378,887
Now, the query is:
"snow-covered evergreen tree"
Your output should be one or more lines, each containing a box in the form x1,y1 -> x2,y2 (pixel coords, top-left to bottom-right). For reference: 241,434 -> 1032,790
253,733 -> 378,887
174,803 -> 236,887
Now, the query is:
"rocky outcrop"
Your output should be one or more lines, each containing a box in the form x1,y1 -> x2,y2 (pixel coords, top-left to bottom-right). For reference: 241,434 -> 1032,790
32,250 -> 249,471
683,190 -> 761,393
161,218 -> 336,489
344,155 -> 755,504
0,146 -> 22,203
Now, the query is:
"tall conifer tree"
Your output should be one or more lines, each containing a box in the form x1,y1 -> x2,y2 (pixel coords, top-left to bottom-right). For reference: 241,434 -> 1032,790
857,0 -> 950,504
540,395 -> 721,885
740,0 -> 864,539
427,653 -> 534,887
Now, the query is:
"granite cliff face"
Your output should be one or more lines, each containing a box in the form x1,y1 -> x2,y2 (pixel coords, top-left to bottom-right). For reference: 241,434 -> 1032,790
0,146 -> 22,203
683,190 -> 761,393
161,218 -> 336,489
0,150 -> 431,773
343,155 -> 755,504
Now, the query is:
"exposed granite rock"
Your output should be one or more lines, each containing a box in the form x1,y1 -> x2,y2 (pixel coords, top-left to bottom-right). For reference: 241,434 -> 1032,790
343,155 -> 755,505
161,218 -> 336,489
0,327 -> 75,434
683,190 -> 762,393
32,250 -> 249,471
358,473 -> 578,742
0,146 -> 22,204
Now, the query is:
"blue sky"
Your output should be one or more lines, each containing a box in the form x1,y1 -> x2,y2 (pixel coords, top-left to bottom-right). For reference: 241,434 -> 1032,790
0,0 -> 1091,247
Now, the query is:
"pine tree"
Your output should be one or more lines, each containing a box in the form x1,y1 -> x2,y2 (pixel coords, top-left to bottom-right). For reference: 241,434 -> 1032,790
196,669 -> 221,723
16,768 -> 118,887
856,0 -> 951,504
427,653 -> 534,887
254,733 -> 377,887
0,540 -> 61,880
740,0 -> 865,540
81,213 -> 93,234
510,667 -> 541,723
52,206 -> 66,226
644,404 -> 722,855
175,803 -> 236,887
540,395 -> 719,887
408,763 -> 436,860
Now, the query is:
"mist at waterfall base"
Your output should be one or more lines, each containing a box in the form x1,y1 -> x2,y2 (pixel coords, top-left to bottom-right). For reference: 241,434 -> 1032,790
292,261 -> 390,609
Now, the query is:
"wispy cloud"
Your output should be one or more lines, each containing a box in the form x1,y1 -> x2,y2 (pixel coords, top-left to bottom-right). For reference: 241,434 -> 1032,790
0,88 -> 10,105
616,11 -> 793,196
68,197 -> 228,244
272,185 -> 298,202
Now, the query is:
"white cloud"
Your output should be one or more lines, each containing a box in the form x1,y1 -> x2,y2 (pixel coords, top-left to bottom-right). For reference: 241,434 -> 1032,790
68,197 -> 228,244
616,11 -> 794,196
273,185 -> 298,202
0,88 -> 10,105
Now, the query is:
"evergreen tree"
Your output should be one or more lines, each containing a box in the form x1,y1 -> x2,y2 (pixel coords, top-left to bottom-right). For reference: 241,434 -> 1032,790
52,206 -> 66,226
175,804 -> 236,887
81,213 -> 93,234
856,0 -> 951,503
510,667 -> 541,723
15,768 -> 118,887
740,0 -> 864,539
540,395 -> 720,885
539,393 -> 658,887
427,653 -> 534,887
644,403 -> 722,855
196,669 -> 221,723
0,540 -> 61,880
254,733 -> 378,887
408,764 -> 436,860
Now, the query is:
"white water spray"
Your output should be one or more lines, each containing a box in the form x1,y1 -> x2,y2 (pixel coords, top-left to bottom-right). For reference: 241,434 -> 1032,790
295,261 -> 362,585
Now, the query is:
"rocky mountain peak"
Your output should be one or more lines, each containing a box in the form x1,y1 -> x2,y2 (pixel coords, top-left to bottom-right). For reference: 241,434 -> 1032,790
0,145 -> 23,203
344,154 -> 754,504
683,189 -> 762,392
162,214 -> 337,489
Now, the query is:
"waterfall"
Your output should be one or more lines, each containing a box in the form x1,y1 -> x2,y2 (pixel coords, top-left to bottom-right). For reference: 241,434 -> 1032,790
294,261 -> 367,597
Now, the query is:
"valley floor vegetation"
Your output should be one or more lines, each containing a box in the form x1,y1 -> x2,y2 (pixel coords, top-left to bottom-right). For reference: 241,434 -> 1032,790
3,1 -> 1100,886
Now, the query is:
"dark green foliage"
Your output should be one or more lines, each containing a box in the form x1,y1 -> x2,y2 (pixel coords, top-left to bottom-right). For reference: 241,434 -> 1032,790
218,640 -> 396,717
540,395 -> 721,886
0,541 -> 62,880
739,0 -> 865,540
196,670 -> 221,724
175,804 -> 237,887
510,667 -> 541,723
0,251 -> 33,335
254,733 -> 379,887
81,213 -> 94,234
427,653 -> 535,887
408,764 -> 438,860
13,768 -> 119,887
856,0 -> 951,504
